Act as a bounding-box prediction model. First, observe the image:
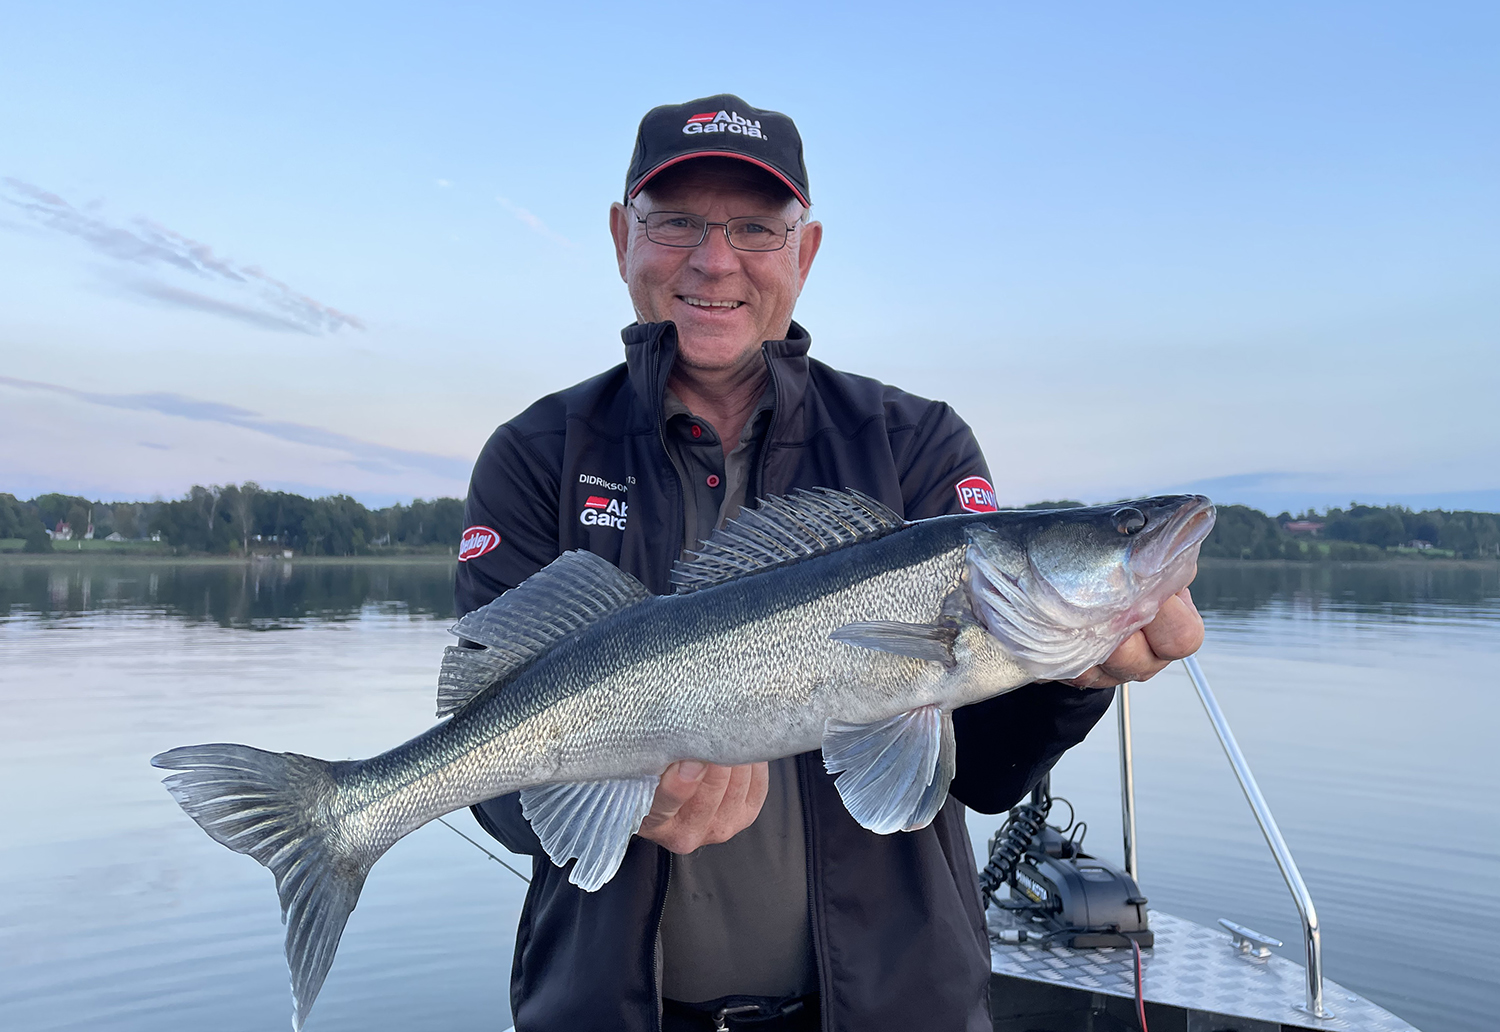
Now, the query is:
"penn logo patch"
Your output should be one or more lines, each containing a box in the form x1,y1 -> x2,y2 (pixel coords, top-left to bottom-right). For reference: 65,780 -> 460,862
955,476 -> 999,514
457,526 -> 500,562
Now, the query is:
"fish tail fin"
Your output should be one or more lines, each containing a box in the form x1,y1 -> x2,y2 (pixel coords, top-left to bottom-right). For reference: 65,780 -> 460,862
152,743 -> 372,1030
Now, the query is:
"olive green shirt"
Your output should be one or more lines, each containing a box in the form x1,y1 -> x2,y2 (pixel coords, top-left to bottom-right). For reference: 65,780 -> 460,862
657,386 -> 817,1003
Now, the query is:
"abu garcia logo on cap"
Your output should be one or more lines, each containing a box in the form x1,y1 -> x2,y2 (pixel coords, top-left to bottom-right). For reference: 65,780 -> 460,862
683,110 -> 767,140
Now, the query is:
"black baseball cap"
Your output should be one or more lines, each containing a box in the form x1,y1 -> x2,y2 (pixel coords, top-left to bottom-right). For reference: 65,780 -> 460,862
625,94 -> 811,208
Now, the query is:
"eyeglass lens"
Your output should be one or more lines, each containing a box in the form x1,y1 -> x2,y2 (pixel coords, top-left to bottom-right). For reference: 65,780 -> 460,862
642,212 -> 789,252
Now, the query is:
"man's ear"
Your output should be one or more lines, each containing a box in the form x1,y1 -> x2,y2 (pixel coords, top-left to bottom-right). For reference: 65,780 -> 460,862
796,219 -> 823,293
609,202 -> 631,282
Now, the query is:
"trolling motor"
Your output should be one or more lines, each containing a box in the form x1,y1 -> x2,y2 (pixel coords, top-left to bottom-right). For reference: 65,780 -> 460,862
979,775 -> 1152,948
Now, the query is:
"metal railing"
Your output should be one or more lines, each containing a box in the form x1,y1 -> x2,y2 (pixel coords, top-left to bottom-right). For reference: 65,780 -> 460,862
1115,657 -> 1329,1019
1181,655 -> 1328,1019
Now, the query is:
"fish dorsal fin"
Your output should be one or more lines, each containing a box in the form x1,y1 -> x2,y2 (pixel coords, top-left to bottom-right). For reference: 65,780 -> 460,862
442,550 -> 650,716
671,488 -> 904,594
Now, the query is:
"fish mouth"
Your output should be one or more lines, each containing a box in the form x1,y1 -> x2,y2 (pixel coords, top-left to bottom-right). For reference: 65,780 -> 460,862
1129,494 -> 1216,585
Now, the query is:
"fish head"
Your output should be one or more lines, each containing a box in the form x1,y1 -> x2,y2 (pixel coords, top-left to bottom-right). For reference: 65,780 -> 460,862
963,495 -> 1215,680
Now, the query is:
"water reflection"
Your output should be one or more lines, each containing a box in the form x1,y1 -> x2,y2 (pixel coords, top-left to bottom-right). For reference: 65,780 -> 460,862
1190,560 -> 1500,612
6,558 -> 1497,629
0,560 -> 457,626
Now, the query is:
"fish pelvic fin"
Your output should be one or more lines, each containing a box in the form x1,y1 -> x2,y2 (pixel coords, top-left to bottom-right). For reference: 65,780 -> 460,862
822,705 -> 956,834
152,744 -> 374,1031
671,487 -> 904,593
443,550 -> 652,716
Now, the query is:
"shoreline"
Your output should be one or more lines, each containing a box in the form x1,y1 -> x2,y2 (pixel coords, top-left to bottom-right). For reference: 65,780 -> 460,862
1195,556 -> 1499,570
3,552 -> 1494,569
0,552 -> 457,566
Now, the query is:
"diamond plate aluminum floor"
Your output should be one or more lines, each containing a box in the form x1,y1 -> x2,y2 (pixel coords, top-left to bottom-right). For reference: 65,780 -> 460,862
989,906 -> 1419,1031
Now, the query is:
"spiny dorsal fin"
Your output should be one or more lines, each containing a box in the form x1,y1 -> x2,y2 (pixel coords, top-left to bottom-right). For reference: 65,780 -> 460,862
671,487 -> 904,594
442,550 -> 650,715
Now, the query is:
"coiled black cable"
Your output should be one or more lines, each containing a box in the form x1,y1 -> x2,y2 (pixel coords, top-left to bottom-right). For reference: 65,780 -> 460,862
978,796 -> 1052,908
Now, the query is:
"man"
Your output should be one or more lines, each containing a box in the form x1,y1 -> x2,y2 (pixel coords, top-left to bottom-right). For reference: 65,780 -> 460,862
455,95 -> 1203,1032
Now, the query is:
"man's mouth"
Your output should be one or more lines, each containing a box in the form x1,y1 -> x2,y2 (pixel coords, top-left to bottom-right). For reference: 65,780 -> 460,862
680,296 -> 744,310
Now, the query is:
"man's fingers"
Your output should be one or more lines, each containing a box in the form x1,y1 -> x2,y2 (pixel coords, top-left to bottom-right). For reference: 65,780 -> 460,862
1067,587 -> 1206,688
646,760 -> 708,824
1140,587 -> 1204,662
702,762 -> 770,845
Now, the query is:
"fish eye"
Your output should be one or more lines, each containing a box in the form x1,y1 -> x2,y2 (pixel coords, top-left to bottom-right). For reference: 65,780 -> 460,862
1113,507 -> 1146,535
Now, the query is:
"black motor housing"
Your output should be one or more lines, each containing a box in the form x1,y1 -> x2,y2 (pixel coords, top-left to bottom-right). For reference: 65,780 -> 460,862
1011,844 -> 1153,948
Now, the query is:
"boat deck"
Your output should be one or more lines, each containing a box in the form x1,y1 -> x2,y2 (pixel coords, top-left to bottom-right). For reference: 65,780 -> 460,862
989,906 -> 1417,1032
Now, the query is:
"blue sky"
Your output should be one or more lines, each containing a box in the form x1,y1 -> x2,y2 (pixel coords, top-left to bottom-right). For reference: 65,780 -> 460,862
2,2 -> 1495,512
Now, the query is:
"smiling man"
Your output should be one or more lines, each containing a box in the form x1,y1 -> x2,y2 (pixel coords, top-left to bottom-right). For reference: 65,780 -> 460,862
455,94 -> 1204,1032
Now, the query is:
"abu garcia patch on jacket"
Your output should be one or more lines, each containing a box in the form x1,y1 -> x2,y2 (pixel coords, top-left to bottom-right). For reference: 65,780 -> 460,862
579,495 -> 628,530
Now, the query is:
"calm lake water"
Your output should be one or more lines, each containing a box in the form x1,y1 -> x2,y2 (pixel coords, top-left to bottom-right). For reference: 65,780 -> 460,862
1,559 -> 1495,1032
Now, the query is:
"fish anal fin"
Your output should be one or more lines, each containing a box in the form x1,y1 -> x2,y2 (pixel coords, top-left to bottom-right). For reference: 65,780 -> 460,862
519,776 -> 658,891
829,620 -> 957,668
822,705 -> 955,835
443,551 -> 651,714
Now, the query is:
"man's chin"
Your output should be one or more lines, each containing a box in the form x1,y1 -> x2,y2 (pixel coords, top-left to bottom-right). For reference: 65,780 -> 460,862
672,326 -> 768,375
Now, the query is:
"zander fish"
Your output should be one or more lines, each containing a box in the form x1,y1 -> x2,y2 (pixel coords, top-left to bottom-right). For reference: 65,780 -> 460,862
153,489 -> 1214,1028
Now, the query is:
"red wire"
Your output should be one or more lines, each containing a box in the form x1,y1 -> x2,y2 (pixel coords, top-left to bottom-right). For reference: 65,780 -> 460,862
1132,939 -> 1149,1032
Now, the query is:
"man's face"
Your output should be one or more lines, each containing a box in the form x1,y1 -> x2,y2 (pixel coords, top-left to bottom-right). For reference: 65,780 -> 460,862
610,164 -> 823,376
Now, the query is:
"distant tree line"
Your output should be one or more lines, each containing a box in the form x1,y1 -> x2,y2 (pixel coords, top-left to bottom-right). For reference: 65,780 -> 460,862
1199,504 -> 1500,560
0,485 -> 463,556
4,487 -> 1498,560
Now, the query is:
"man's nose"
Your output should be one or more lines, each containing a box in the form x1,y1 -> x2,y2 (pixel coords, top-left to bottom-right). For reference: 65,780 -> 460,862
688,223 -> 742,274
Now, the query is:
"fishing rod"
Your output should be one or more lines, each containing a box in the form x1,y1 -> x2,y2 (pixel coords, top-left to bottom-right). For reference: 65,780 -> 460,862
436,815 -> 531,883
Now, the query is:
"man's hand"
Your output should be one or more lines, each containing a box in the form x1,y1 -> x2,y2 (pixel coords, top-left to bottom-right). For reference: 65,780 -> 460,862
1066,586 -> 1204,688
637,760 -> 770,854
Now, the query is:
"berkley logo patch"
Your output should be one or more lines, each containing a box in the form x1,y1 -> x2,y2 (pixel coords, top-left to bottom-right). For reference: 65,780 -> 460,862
682,110 -> 766,140
457,526 -> 500,562
580,495 -> 628,530
955,476 -> 999,514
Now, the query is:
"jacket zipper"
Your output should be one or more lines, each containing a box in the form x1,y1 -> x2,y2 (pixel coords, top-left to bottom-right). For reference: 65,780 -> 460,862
653,851 -> 672,1032
797,755 -> 833,1032
756,343 -> 783,496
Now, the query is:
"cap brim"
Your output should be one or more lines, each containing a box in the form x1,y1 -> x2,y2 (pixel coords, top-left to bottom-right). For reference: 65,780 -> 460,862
629,152 -> 810,208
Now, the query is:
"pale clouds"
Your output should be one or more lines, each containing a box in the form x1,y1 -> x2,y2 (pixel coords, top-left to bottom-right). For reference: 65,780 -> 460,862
0,375 -> 468,482
0,178 -> 364,335
496,195 -> 573,247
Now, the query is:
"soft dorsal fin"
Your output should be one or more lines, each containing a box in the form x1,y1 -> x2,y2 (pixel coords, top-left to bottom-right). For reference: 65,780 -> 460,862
441,550 -> 650,716
671,488 -> 904,594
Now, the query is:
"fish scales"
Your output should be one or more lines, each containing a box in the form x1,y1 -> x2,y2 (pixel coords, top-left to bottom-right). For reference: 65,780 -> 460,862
333,517 -> 984,848
151,489 -> 1215,1029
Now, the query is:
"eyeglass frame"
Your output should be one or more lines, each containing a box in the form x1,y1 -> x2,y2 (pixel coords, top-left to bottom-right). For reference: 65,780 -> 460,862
631,205 -> 805,253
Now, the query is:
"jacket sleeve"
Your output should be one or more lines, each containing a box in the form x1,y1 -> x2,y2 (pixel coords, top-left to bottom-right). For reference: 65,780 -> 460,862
454,421 -> 563,856
892,397 -> 1116,813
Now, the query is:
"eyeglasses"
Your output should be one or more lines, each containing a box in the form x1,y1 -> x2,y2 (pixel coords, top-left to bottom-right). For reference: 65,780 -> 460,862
635,209 -> 798,252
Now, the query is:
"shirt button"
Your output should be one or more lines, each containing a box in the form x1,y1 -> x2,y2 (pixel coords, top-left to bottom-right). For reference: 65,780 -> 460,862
706,474 -> 721,488
690,424 -> 702,438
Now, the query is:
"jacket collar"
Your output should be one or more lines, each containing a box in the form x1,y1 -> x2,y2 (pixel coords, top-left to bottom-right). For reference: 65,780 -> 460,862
621,320 -> 812,427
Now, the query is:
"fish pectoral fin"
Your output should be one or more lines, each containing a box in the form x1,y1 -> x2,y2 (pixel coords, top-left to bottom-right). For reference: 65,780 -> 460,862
519,776 -> 658,891
828,620 -> 957,667
822,705 -> 957,835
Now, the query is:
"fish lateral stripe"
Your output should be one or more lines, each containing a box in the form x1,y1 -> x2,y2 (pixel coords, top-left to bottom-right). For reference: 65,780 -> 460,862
458,526 -> 500,561
955,476 -> 998,514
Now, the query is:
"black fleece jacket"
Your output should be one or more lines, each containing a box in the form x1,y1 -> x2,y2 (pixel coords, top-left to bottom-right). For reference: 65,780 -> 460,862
454,320 -> 1113,1032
